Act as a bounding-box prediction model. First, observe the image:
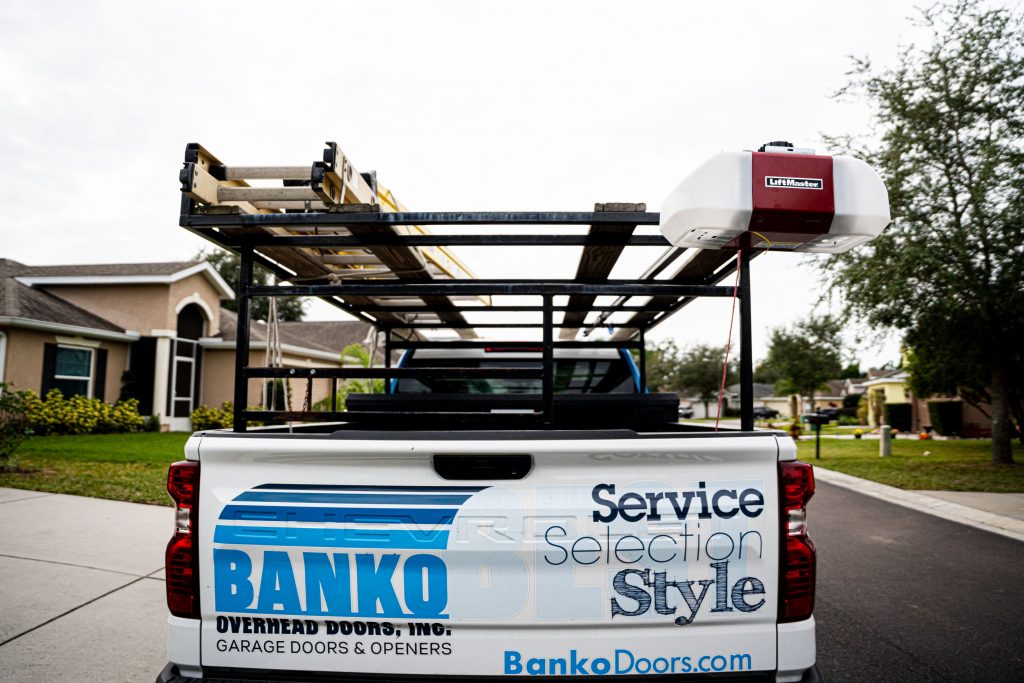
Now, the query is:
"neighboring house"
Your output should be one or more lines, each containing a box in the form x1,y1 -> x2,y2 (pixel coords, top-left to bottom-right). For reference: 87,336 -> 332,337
861,369 -> 911,427
681,382 -> 774,419
760,379 -> 862,420
860,369 -> 993,435
0,259 -> 375,431
843,376 -> 869,396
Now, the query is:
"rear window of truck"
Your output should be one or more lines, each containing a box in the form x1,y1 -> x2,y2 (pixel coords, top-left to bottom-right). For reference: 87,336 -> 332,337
394,356 -> 636,394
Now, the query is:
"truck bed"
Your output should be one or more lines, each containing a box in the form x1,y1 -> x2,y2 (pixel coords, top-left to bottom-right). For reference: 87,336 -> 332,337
161,428 -> 816,681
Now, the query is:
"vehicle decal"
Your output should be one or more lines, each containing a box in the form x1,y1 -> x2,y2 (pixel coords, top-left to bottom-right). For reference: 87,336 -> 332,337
216,483 -> 487,550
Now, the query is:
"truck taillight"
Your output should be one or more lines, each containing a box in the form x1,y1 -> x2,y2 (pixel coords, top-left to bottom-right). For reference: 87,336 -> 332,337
166,460 -> 199,619
779,460 -> 815,622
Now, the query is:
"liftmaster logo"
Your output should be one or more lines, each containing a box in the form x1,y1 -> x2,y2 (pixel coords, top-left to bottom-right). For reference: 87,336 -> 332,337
764,176 -> 823,190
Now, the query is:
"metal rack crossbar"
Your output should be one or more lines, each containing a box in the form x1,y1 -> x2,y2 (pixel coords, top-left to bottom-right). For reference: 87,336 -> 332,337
178,143 -> 757,432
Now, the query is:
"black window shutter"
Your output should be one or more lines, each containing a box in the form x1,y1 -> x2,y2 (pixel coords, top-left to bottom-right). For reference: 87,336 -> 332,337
94,348 -> 108,402
41,343 -> 58,395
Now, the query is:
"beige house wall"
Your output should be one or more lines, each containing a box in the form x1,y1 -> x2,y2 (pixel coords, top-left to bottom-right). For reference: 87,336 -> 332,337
41,284 -> 173,335
762,397 -> 793,418
0,326 -> 129,402
201,349 -> 340,409
39,273 -> 222,337
913,397 -> 992,436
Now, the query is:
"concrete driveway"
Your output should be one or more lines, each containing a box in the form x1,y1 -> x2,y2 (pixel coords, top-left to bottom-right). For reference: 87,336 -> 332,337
0,488 -> 172,681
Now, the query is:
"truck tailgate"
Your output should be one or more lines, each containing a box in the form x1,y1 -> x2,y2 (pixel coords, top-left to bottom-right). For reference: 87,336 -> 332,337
196,432 -> 782,678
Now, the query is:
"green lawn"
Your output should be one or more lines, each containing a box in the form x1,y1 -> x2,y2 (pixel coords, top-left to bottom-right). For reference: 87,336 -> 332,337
796,437 -> 1024,492
0,432 -> 189,505
2,432 -> 1021,505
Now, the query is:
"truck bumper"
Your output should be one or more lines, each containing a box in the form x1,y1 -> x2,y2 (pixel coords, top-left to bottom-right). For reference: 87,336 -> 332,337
158,662 -> 821,682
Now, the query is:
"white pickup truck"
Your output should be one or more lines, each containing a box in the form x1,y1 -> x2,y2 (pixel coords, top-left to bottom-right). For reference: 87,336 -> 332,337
157,349 -> 818,682
159,140 -> 889,681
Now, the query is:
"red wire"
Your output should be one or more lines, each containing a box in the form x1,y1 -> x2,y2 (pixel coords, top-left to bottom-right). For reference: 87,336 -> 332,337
715,248 -> 743,432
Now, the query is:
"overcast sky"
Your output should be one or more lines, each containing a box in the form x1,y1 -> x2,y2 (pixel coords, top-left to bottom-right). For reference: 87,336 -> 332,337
1,0 -> 939,367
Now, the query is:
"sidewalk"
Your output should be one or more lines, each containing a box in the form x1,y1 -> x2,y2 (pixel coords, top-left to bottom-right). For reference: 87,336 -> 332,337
812,468 -> 1024,542
0,487 -> 172,681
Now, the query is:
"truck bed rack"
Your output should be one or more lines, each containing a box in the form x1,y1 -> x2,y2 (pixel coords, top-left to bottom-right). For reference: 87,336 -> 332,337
179,143 -> 758,432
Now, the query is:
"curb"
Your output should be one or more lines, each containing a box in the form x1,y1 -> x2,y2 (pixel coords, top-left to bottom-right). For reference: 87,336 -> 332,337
811,466 -> 1024,543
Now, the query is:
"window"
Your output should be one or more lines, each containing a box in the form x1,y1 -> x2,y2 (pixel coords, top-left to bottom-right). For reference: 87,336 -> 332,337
394,356 -> 635,395
41,342 -> 106,400
53,346 -> 93,398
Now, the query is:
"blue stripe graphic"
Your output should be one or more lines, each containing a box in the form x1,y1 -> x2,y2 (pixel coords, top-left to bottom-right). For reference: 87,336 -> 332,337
235,491 -> 472,505
218,505 -> 457,526
252,483 -> 486,493
214,525 -> 449,549
222,606 -> 448,620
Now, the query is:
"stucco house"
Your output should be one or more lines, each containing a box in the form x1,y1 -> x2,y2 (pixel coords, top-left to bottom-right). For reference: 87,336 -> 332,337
0,259 -> 373,431
760,379 -> 861,420
680,383 -> 775,419
860,369 -> 993,435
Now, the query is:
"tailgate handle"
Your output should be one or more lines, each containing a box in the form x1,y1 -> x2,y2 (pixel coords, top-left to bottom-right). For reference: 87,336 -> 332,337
432,454 -> 532,480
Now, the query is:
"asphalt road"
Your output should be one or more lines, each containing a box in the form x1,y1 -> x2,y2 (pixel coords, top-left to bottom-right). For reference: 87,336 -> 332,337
813,481 -> 1024,682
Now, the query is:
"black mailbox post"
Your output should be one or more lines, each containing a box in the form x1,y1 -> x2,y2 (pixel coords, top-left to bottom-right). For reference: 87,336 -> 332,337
803,410 -> 829,460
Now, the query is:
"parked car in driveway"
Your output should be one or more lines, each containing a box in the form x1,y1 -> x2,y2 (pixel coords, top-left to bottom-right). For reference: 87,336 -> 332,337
753,406 -> 779,419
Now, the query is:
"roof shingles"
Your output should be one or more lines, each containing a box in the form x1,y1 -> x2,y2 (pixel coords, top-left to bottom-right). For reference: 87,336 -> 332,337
3,260 -> 204,278
0,278 -> 124,332
217,309 -> 376,359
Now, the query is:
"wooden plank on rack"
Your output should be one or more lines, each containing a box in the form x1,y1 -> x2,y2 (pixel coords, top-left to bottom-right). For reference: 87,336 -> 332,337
558,203 -> 642,340
345,219 -> 478,339
609,249 -> 748,341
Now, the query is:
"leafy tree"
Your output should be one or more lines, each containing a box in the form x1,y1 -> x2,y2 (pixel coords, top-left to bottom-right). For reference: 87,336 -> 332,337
904,309 -> 1024,443
763,315 -> 843,411
644,339 -> 683,392
198,248 -> 305,322
840,362 -> 864,380
642,341 -> 735,416
676,344 -> 735,418
753,359 -> 780,385
314,343 -> 384,411
822,1 -> 1023,463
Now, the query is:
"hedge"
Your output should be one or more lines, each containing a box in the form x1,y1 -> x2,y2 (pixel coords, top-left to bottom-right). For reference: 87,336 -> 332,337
191,402 -> 234,431
883,403 -> 913,432
24,389 -> 144,435
928,400 -> 963,436
190,402 -> 265,430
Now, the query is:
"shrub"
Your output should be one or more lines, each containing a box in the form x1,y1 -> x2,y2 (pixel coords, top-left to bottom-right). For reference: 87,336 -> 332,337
842,393 -> 862,410
883,403 -> 913,432
0,383 -> 31,464
927,400 -> 963,437
191,402 -> 234,431
837,415 -> 860,426
313,386 -> 351,413
23,389 -> 144,435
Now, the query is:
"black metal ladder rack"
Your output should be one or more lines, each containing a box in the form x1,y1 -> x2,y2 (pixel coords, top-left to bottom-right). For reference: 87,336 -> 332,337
178,144 -> 756,433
